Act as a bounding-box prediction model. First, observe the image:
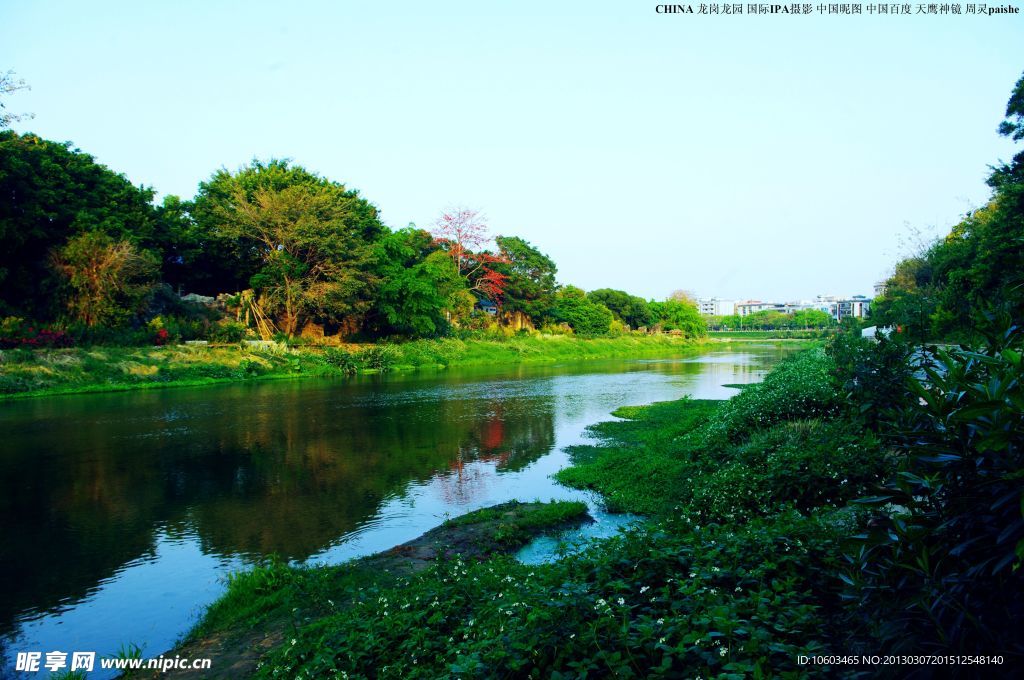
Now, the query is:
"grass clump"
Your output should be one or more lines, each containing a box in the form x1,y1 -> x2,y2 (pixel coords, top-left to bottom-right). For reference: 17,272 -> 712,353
443,500 -> 589,547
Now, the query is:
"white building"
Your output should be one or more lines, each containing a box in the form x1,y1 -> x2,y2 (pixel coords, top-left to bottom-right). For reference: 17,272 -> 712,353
696,298 -> 735,316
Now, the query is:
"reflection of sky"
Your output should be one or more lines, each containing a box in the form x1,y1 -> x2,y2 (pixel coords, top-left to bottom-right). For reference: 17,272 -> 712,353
2,346 -> 793,678
3,532 -> 245,680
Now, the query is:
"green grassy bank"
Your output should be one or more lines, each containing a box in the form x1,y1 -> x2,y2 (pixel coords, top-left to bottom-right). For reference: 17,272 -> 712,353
175,334 -> 1023,677
0,334 -> 704,400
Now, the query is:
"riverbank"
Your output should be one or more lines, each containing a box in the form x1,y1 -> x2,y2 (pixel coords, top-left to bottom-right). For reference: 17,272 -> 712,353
0,334 -> 709,400
167,346 -> 896,677
162,501 -> 591,679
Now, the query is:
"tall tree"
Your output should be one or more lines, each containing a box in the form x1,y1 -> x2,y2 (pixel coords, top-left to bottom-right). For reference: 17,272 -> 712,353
0,132 -> 162,318
370,227 -> 463,337
431,208 -> 507,302
494,236 -> 558,323
552,286 -> 613,335
587,288 -> 653,329
51,231 -> 158,327
197,160 -> 385,336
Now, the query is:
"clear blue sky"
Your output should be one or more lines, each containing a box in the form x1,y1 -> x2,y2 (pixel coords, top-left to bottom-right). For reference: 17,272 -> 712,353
2,1 -> 1021,301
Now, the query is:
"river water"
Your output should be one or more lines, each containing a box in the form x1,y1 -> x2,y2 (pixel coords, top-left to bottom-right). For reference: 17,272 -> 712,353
0,343 -> 800,676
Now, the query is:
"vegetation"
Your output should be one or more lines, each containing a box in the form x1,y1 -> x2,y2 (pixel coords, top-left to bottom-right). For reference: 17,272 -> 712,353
706,309 -> 837,332
177,322 -> 1022,677
0,334 -> 705,398
0,130 -> 707,345
872,73 -> 1024,342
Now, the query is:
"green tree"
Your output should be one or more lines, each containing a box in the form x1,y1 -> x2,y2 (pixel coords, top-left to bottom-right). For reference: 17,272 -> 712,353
648,298 -> 706,337
371,227 -> 463,337
0,132 -> 164,318
494,236 -> 558,323
51,231 -> 158,327
587,288 -> 653,329
194,160 -> 385,336
552,286 -> 613,335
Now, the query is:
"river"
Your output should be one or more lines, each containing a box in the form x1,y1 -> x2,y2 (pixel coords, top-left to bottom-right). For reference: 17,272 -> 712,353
0,342 -> 802,676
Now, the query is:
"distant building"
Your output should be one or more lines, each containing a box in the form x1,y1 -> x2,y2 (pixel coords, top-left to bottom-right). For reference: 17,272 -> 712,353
873,280 -> 888,297
735,294 -> 871,321
476,299 -> 498,315
696,298 -> 735,316
735,300 -> 785,316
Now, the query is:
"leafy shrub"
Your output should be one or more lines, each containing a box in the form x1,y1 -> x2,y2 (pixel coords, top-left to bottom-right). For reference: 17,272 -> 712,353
694,348 -> 842,448
689,420 -> 887,523
359,344 -> 398,372
0,317 -> 74,349
209,321 -> 248,343
320,347 -> 358,374
826,332 -> 913,428
842,326 -> 1024,654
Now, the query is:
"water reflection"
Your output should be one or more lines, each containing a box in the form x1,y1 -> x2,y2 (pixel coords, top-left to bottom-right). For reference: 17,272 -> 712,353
0,344 -> 799,675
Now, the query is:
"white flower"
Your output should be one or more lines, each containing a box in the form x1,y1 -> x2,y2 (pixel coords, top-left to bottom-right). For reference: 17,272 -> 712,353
617,597 -> 625,606
719,647 -> 728,657
640,586 -> 650,594
656,618 -> 665,625
290,639 -> 297,646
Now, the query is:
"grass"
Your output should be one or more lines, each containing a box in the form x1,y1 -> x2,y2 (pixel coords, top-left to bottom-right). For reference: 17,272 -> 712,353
0,334 -> 704,399
442,500 -> 589,547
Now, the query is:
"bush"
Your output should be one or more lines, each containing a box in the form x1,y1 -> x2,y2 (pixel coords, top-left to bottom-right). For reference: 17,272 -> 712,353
209,321 -> 248,343
358,344 -> 398,372
842,325 -> 1024,654
320,347 -> 358,374
0,317 -> 74,349
694,348 -> 842,448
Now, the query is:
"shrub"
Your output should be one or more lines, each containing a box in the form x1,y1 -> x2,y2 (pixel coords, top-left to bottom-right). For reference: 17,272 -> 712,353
320,347 -> 358,374
209,321 -> 248,343
842,324 -> 1024,654
694,348 -> 842,448
359,345 -> 398,372
0,317 -> 74,349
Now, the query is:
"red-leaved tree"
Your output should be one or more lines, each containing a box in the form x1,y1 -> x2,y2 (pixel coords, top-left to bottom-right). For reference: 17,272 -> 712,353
431,208 -> 508,301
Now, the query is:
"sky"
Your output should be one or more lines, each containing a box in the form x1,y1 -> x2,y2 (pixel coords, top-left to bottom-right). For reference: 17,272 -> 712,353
2,1 -> 1022,302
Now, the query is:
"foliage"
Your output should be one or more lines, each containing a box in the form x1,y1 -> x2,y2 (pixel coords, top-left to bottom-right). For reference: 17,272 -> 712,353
551,286 -> 613,336
708,309 -> 836,332
320,347 -> 359,374
874,69 -> 1024,341
370,228 -> 461,337
494,236 -> 558,324
0,70 -> 33,128
442,500 -> 589,546
648,298 -> 706,337
0,131 -> 164,319
587,288 -> 653,329
51,232 -> 158,327
0,317 -> 73,349
842,325 -> 1024,654
202,160 -> 385,336
431,208 -> 507,303
697,348 -> 842,447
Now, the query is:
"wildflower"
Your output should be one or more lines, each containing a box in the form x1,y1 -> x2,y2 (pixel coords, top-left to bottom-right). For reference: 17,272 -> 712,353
656,618 -> 664,625
659,637 -> 666,644
290,639 -> 297,646
719,647 -> 728,657
640,586 -> 650,594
